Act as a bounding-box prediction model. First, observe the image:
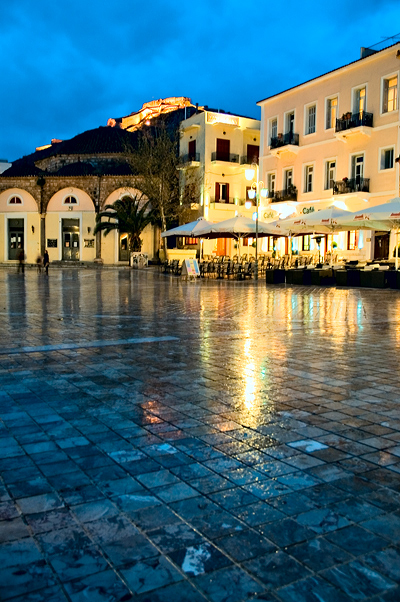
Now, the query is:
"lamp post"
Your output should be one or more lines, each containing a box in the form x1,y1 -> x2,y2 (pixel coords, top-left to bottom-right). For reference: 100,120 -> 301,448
245,163 -> 268,280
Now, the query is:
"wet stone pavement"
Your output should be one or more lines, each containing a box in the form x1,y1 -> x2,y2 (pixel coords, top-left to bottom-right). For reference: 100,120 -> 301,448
1,267 -> 400,601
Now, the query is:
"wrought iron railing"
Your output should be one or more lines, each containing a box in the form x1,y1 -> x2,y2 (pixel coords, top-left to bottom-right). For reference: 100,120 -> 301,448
335,111 -> 373,132
270,187 -> 298,202
240,155 -> 259,165
180,153 -> 200,164
210,196 -> 235,205
270,132 -> 299,149
332,178 -> 370,194
211,152 -> 240,163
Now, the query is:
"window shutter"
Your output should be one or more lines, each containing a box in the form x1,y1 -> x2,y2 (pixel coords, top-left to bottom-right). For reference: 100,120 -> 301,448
215,182 -> 220,202
226,183 -> 230,203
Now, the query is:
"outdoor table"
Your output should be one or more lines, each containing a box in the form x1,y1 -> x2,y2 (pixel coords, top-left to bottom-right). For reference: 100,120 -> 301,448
310,268 -> 335,286
265,269 -> 285,284
335,268 -> 361,287
359,270 -> 387,288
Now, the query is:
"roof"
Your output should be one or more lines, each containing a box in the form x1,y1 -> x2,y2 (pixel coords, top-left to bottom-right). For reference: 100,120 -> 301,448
0,163 -> 45,177
257,41 -> 400,105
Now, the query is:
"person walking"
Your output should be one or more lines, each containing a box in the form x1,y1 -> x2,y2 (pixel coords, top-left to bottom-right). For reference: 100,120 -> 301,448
43,250 -> 50,275
17,249 -> 25,273
36,254 -> 43,273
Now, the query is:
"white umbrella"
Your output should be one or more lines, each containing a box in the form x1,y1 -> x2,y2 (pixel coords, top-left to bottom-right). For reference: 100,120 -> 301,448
195,215 -> 288,259
345,198 -> 400,268
195,215 -> 287,239
161,217 -> 213,238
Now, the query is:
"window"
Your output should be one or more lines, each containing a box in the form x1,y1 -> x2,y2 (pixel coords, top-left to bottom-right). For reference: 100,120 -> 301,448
326,97 -> 338,129
185,237 -> 198,245
216,138 -> 230,161
304,165 -> 313,192
284,169 -> 293,190
325,160 -> 336,190
188,140 -> 197,161
267,172 -> 276,195
383,76 -> 398,113
351,154 -> 364,180
64,196 -> 77,204
302,235 -> 311,251
285,111 -> 294,134
267,237 -> 274,252
348,231 -> 359,250
269,118 -> 277,144
306,105 -> 316,134
215,182 -> 229,203
353,87 -> 366,115
9,196 -> 22,204
380,147 -> 394,170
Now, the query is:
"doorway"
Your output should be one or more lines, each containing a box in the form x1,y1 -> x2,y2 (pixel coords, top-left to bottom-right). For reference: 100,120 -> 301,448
119,234 -> 129,261
374,232 -> 390,260
8,219 -> 24,260
62,219 -> 80,261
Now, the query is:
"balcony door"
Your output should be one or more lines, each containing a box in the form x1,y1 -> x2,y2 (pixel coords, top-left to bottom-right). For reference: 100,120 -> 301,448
284,169 -> 293,190
354,87 -> 366,115
188,140 -> 196,161
216,138 -> 230,161
286,112 -> 294,134
351,155 -> 364,184
246,144 -> 259,164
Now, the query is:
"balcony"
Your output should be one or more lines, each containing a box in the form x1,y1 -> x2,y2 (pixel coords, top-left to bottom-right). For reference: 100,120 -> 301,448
210,196 -> 236,206
335,111 -> 373,142
269,133 -> 299,158
211,152 -> 239,164
178,153 -> 200,169
240,155 -> 259,165
269,187 -> 298,202
332,178 -> 370,194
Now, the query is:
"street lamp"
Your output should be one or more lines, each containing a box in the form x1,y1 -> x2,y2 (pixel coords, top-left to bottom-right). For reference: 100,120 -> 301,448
245,163 -> 268,280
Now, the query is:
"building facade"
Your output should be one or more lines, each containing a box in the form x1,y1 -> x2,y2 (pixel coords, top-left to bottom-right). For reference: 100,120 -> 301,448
258,42 -> 400,261
0,127 -> 157,265
179,109 -> 261,257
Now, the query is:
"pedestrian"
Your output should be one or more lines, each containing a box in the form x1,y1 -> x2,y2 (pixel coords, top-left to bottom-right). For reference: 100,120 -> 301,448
43,250 -> 50,275
36,254 -> 43,273
17,249 -> 25,273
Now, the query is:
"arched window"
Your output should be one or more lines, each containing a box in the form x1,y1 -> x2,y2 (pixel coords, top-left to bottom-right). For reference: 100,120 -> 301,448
9,196 -> 22,205
64,196 -> 78,205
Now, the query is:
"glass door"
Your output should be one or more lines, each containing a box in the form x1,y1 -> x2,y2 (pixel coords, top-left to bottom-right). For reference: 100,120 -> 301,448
8,219 -> 24,260
62,219 -> 80,260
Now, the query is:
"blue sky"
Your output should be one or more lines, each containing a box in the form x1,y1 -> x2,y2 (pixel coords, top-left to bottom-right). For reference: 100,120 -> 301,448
2,0 -> 400,161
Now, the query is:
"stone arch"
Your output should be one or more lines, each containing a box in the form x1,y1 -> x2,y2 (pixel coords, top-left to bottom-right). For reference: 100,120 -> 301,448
0,188 -> 39,213
103,187 -> 147,208
47,187 -> 95,212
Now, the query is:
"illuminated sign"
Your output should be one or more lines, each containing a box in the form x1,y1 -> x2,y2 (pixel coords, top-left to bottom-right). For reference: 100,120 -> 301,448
206,113 -> 239,126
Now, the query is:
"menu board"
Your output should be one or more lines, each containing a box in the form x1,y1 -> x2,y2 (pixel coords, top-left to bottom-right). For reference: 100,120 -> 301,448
181,259 -> 200,277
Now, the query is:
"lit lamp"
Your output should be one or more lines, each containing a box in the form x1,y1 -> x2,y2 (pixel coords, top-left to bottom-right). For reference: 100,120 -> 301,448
245,163 -> 267,280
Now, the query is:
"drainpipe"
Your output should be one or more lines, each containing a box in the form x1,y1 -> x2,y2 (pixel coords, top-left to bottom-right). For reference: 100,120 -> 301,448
95,174 -> 102,262
37,176 -> 46,255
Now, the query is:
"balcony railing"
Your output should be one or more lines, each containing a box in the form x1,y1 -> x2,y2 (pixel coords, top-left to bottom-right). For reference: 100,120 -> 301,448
269,187 -> 298,202
210,196 -> 235,205
270,132 -> 299,149
335,111 -> 373,132
332,178 -> 370,194
180,153 -> 200,164
211,152 -> 239,163
240,155 -> 259,165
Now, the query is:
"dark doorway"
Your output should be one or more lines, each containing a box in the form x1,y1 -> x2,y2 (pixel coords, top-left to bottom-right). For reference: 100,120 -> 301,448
62,219 -> 80,261
8,219 -> 24,260
374,232 -> 390,260
119,234 -> 129,261
216,138 -> 230,161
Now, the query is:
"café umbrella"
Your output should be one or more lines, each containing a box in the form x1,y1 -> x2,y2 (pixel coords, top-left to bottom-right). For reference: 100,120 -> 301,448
161,216 -> 213,238
195,215 -> 288,257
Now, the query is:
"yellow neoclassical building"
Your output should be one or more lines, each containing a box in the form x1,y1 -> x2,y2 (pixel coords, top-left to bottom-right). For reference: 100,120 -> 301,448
258,40 -> 400,261
178,109 -> 261,257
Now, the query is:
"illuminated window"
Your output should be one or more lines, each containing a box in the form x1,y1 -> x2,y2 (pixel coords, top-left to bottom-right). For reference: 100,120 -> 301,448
348,231 -> 359,250
353,87 -> 366,114
267,237 -> 274,252
9,196 -> 22,204
383,76 -> 398,113
302,235 -> 311,251
185,237 -> 198,245
326,97 -> 338,129
64,196 -> 77,204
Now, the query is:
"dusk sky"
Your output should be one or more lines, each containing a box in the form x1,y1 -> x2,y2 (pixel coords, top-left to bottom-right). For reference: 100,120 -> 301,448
2,0 -> 400,162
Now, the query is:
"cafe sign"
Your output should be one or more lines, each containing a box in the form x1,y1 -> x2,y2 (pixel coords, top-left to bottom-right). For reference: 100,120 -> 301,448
301,206 -> 315,214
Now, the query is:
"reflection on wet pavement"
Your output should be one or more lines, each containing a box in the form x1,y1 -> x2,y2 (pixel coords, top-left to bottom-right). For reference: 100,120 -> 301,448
0,268 -> 400,601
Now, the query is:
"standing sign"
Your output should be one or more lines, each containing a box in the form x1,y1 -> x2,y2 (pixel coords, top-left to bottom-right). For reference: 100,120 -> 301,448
181,259 -> 200,278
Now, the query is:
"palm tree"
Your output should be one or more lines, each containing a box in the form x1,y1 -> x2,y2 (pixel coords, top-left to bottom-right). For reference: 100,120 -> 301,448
94,195 -> 154,252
